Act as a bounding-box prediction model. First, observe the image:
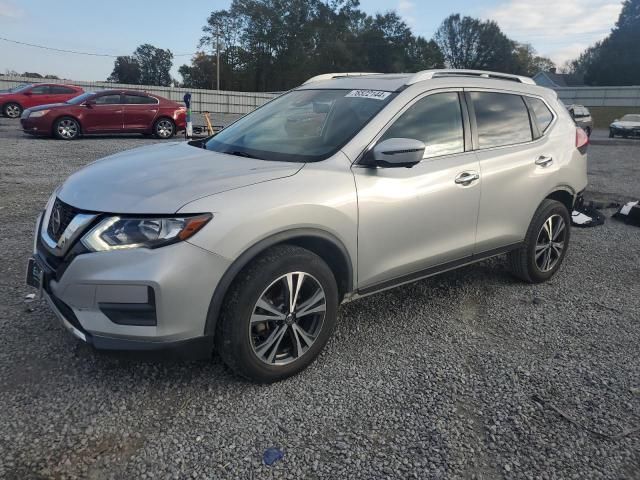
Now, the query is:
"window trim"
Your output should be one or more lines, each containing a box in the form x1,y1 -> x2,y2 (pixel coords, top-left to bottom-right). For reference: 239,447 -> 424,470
465,88 -> 557,152
124,93 -> 160,105
29,85 -> 51,95
355,88 -> 472,167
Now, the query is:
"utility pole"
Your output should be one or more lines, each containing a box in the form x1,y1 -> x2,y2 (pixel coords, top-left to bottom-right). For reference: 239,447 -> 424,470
216,24 -> 220,91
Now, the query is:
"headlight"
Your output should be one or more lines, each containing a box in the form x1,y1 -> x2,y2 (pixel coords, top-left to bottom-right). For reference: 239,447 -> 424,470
81,214 -> 212,252
29,110 -> 49,118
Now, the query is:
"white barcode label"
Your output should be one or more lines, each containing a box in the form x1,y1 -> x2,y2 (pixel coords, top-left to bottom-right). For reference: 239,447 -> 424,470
345,90 -> 391,100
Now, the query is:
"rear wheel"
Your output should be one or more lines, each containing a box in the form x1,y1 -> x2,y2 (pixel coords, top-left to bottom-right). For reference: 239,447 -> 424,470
3,102 -> 22,118
153,118 -> 175,139
508,200 -> 571,283
215,245 -> 338,383
53,117 -> 80,140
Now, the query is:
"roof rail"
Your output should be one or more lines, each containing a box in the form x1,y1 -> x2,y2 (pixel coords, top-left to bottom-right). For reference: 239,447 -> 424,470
302,72 -> 381,85
407,69 -> 536,85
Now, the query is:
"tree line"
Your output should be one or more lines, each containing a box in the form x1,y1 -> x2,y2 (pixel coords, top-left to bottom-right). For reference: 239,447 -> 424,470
106,0 -> 639,91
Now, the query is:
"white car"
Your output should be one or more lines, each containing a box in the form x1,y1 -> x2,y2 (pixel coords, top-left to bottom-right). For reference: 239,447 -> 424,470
609,114 -> 640,138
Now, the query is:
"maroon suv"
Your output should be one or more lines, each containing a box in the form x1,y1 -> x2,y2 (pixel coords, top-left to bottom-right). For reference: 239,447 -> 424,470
1,83 -> 84,118
20,90 -> 187,140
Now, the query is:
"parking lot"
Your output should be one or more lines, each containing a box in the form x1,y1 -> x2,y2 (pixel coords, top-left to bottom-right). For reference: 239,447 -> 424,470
0,117 -> 638,479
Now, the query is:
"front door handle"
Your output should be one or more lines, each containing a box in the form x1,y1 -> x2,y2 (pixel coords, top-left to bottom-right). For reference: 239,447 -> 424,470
535,155 -> 553,167
455,171 -> 480,185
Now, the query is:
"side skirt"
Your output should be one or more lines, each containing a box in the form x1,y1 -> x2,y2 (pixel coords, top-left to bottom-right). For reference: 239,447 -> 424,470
349,242 -> 523,300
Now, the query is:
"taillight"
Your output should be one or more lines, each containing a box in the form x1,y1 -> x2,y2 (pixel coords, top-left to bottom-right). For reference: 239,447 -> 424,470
576,127 -> 589,153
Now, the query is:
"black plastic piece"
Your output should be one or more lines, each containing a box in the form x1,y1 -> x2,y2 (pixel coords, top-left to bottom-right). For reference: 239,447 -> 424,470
99,287 -> 157,326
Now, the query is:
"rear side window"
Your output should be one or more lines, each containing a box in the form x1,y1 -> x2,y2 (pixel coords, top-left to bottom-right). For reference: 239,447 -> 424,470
470,92 -> 532,149
528,97 -> 554,132
381,92 -> 464,158
94,94 -> 122,105
50,86 -> 76,94
30,85 -> 50,94
125,94 -> 158,104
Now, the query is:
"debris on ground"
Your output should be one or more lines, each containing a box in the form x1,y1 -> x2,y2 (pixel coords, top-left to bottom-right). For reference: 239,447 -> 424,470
262,447 -> 285,466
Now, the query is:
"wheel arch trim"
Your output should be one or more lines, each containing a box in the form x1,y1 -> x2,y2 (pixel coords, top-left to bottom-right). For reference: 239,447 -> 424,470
202,228 -> 354,336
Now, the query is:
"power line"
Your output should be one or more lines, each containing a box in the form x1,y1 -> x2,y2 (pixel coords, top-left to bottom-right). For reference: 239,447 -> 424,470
0,36 -> 197,57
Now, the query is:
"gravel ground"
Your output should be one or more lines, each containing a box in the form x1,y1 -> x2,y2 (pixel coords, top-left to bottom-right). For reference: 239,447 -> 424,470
0,117 -> 639,479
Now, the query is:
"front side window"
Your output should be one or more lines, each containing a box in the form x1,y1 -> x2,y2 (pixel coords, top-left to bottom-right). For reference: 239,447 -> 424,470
470,92 -> 532,149
125,94 -> 157,104
30,85 -> 50,95
94,94 -> 122,105
204,89 -> 396,162
380,92 -> 464,158
528,97 -> 554,133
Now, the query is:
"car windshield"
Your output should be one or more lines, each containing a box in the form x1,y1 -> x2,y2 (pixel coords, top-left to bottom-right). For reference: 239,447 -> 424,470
621,114 -> 640,122
204,89 -> 396,162
66,92 -> 96,104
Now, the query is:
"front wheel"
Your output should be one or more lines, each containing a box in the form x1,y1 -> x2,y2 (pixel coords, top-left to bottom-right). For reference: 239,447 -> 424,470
3,102 -> 22,118
508,199 -> 571,283
53,117 -> 80,140
153,118 -> 175,139
609,129 -> 615,138
215,245 -> 339,383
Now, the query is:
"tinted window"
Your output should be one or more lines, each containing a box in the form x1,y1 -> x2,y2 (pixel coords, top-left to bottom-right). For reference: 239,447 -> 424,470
50,86 -> 76,94
471,92 -> 532,149
125,94 -> 157,104
529,97 -> 554,132
30,85 -> 50,94
381,92 -> 464,158
94,94 -> 122,105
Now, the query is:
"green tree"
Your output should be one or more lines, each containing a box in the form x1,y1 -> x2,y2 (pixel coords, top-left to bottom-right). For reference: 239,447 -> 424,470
108,56 -> 141,84
512,43 -> 555,76
191,0 -> 443,92
178,53 -> 217,89
134,44 -> 173,86
434,14 -> 516,72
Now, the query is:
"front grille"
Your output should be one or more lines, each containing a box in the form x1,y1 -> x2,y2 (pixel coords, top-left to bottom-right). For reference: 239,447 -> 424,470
47,198 -> 80,242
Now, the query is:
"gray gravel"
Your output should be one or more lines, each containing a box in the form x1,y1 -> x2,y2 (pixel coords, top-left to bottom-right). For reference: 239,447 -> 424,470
1,117 -> 639,479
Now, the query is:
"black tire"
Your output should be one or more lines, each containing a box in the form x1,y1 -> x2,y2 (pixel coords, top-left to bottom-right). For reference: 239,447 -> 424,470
53,116 -> 80,140
153,118 -> 175,139
215,245 -> 339,383
609,129 -> 614,138
507,199 -> 571,284
3,102 -> 22,118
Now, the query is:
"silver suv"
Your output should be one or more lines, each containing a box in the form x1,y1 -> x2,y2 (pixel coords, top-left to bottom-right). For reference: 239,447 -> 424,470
28,70 -> 588,382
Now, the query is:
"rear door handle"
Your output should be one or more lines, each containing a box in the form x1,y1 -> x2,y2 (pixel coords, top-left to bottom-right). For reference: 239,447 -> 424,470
454,171 -> 480,185
535,155 -> 553,167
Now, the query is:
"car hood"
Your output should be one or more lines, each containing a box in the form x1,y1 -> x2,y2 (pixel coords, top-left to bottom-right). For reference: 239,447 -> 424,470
611,121 -> 640,128
28,103 -> 69,112
57,142 -> 304,213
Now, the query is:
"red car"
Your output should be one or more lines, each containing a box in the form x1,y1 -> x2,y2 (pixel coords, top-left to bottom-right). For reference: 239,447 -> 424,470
1,83 -> 84,118
20,90 -> 186,140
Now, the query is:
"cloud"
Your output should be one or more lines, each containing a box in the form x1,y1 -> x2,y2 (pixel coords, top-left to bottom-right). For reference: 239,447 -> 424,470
0,0 -> 24,18
397,0 -> 416,27
483,0 -> 622,64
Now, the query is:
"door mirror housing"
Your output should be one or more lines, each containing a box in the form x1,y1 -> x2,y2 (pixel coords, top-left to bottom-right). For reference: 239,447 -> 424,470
84,99 -> 95,107
369,138 -> 425,167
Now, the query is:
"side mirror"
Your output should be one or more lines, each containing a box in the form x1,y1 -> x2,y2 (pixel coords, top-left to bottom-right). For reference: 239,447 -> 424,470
84,100 -> 95,107
370,138 -> 425,167
24,91 -> 32,96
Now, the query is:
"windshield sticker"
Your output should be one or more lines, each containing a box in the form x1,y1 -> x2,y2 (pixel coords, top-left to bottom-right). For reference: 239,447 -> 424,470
345,90 -> 391,100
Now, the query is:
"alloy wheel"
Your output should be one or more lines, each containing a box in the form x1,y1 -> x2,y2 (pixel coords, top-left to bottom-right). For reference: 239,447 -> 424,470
535,214 -> 566,272
250,272 -> 326,366
57,119 -> 78,139
5,104 -> 20,118
156,120 -> 174,138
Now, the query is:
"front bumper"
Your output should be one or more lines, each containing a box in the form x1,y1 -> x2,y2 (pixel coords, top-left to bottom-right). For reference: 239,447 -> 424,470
21,116 -> 52,136
31,213 -> 230,356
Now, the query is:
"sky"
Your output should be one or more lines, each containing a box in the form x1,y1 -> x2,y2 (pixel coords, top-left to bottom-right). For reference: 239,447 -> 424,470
0,0 -> 624,82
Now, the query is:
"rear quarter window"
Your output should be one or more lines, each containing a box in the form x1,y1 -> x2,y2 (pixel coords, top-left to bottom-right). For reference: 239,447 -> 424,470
528,97 -> 554,133
470,91 -> 532,149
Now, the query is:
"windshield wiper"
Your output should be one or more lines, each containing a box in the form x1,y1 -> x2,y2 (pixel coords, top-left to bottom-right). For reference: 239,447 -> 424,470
225,150 -> 263,160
